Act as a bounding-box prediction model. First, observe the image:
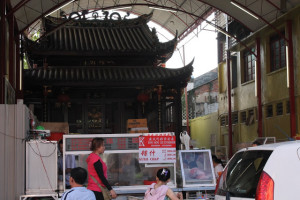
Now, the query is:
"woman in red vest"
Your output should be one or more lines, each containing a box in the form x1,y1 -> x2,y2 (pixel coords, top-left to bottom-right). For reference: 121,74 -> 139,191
86,138 -> 117,200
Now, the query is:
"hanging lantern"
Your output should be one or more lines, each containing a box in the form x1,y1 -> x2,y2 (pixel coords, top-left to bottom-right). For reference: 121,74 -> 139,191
137,93 -> 149,113
137,93 -> 149,103
157,85 -> 163,100
56,91 -> 71,108
57,93 -> 70,103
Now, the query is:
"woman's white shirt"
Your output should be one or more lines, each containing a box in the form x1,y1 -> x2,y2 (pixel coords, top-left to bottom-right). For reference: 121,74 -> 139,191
214,163 -> 224,179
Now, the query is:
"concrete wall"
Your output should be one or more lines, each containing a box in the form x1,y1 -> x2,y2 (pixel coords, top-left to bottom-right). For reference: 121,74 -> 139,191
0,104 -> 29,200
189,112 -> 219,149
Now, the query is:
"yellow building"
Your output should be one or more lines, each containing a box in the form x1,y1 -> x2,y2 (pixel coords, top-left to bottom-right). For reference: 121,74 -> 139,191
217,5 -> 300,154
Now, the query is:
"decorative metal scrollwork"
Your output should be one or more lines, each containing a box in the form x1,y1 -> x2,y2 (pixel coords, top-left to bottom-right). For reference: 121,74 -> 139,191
57,10 -> 130,21
102,11 -> 109,20
92,11 -> 99,19
123,12 -> 130,19
69,11 -> 82,19
110,12 -> 122,20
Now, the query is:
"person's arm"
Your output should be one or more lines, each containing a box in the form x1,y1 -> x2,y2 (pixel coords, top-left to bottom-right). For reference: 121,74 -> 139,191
65,155 -> 76,173
166,188 -> 183,200
93,160 -> 117,198
93,160 -> 112,190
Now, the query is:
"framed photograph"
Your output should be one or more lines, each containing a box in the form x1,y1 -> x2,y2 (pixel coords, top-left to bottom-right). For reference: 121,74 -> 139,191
179,150 -> 216,187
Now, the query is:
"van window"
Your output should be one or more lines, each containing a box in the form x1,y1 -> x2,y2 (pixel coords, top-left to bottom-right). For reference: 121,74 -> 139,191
216,150 -> 272,198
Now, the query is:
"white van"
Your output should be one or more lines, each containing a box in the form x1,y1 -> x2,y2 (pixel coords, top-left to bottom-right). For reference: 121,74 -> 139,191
214,141 -> 300,200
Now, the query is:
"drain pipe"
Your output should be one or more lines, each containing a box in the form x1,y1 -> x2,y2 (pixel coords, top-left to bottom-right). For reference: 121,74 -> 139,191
256,38 -> 263,137
227,50 -> 233,158
286,20 -> 296,138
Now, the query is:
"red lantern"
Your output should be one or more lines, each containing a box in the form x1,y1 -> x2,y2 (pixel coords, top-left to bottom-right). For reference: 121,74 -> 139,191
137,93 -> 149,103
157,85 -> 163,100
137,93 -> 149,114
57,93 -> 70,103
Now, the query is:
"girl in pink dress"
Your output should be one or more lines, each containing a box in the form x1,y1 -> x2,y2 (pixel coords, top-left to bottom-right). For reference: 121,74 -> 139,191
86,138 -> 117,200
144,168 -> 183,200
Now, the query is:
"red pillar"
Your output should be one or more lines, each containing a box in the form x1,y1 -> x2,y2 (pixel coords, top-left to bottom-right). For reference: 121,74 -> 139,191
256,38 -> 263,137
0,0 -> 6,103
287,20 -> 296,138
227,50 -> 233,157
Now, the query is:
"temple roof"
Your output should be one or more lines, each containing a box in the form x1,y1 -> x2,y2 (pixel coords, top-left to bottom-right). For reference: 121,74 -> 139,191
23,62 -> 193,88
25,13 -> 177,67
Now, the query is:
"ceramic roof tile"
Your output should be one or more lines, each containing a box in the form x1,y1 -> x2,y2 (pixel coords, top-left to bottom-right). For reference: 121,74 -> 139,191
24,63 -> 193,87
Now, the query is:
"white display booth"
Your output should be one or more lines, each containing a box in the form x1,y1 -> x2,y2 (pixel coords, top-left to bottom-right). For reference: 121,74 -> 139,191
62,133 -> 177,195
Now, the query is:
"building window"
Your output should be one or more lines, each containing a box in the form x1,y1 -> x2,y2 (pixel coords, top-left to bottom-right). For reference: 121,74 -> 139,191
218,40 -> 226,63
241,111 -> 246,123
248,109 -> 254,118
246,109 -> 255,125
276,102 -> 283,115
232,112 -> 238,124
243,48 -> 256,82
286,101 -> 290,114
266,104 -> 273,118
232,56 -> 238,88
270,32 -> 286,72
221,115 -> 227,126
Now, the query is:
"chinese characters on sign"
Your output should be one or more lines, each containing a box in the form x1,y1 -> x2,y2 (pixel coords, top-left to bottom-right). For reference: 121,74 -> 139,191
139,133 -> 176,163
66,137 -> 139,151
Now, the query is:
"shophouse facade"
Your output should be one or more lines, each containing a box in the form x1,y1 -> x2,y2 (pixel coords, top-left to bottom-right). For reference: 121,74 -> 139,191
216,6 -> 300,154
187,69 -> 220,154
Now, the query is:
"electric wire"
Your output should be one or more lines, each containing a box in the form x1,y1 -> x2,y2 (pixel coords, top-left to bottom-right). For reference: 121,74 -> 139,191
27,141 -> 57,157
34,140 -> 55,192
0,131 -> 26,141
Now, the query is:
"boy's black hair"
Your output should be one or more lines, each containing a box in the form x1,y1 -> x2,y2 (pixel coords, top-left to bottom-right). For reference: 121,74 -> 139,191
70,167 -> 87,185
157,168 -> 171,182
212,155 -> 224,167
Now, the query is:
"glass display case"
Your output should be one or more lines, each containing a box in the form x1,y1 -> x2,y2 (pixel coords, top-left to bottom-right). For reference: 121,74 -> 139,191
71,153 -> 176,188
62,134 -> 176,193
178,150 -> 216,188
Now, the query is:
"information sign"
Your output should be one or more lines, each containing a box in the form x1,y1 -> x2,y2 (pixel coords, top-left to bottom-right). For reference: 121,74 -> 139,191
139,133 -> 176,163
65,137 -> 139,151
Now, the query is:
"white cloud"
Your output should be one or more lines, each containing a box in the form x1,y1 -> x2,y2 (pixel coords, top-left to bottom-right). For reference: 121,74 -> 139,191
168,30 -> 217,78
148,16 -> 218,78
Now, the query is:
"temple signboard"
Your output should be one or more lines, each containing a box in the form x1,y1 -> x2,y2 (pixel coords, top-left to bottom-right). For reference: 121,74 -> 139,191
138,133 -> 176,163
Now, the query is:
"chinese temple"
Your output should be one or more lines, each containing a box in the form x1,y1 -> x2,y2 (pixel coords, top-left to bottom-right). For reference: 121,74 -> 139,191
23,12 -> 193,144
